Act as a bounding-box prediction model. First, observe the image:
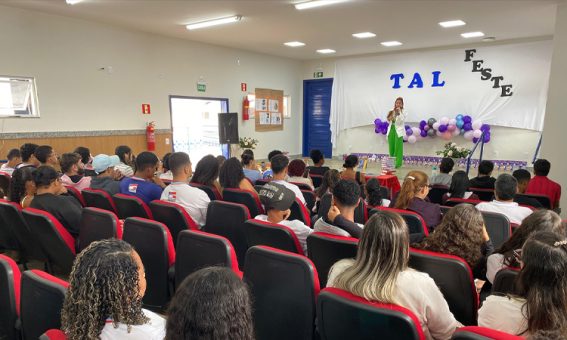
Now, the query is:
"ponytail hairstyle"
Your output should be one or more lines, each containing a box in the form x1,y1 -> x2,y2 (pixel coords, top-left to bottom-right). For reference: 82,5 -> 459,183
241,149 -> 254,167
394,171 -> 429,210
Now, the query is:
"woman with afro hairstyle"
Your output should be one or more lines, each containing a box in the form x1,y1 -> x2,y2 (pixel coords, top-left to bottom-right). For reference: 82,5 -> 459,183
61,239 -> 165,339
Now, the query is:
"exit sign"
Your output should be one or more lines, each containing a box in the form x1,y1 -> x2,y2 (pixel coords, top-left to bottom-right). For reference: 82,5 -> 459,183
313,71 -> 324,78
197,83 -> 206,92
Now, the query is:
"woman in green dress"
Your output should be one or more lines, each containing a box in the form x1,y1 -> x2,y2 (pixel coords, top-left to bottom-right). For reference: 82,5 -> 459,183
387,97 -> 406,168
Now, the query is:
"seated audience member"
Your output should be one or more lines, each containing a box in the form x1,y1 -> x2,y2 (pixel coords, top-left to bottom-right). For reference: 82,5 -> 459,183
288,159 -> 314,190
0,148 -> 21,176
74,146 -> 96,176
366,178 -> 390,207
512,169 -> 543,209
120,151 -> 165,205
114,145 -> 135,177
469,160 -> 496,189
34,145 -> 59,168
190,154 -> 222,193
442,170 -> 479,203
255,182 -> 313,254
60,152 -> 92,191
486,209 -> 565,284
61,239 -> 166,339
262,149 -> 284,179
166,267 -> 254,340
30,166 -> 81,236
526,159 -> 561,211
478,231 -> 567,336
306,149 -> 330,176
394,171 -> 442,231
313,169 -> 340,213
314,179 -> 363,238
90,154 -> 122,195
8,166 -> 36,208
270,154 -> 306,205
328,211 -> 462,338
219,157 -> 256,192
216,155 -> 226,168
161,152 -> 210,227
340,154 -> 366,186
15,143 -> 39,169
430,157 -> 454,187
476,174 -> 533,225
415,204 -> 493,279
241,149 -> 262,184
159,152 -> 173,181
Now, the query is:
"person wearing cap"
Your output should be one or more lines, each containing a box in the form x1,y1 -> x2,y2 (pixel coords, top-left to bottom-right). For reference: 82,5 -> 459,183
90,154 -> 123,195
255,182 -> 313,255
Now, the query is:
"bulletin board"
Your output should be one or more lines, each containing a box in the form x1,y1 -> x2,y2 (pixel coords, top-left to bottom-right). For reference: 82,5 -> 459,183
255,88 -> 284,132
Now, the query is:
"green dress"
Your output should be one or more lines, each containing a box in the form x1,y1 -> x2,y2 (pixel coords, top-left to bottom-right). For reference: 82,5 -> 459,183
388,119 -> 404,168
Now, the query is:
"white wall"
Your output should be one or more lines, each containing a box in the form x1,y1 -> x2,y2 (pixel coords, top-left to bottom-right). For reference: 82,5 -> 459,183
0,5 -> 303,158
541,3 -> 567,216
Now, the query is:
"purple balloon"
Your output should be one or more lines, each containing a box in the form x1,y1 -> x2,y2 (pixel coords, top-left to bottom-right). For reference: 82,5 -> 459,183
419,120 -> 427,128
438,124 -> 448,133
472,137 -> 479,143
375,127 -> 380,134
405,125 -> 411,130
374,118 -> 382,126
480,124 -> 491,132
483,131 -> 491,143
463,115 -> 472,123
420,130 -> 428,137
406,129 -> 413,136
463,123 -> 473,131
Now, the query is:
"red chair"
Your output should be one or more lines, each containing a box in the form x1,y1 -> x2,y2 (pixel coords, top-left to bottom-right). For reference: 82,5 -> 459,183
113,193 -> 153,219
445,198 -> 484,207
122,217 -> 175,311
244,219 -> 304,254
306,232 -> 358,288
64,185 -> 86,207
150,200 -> 199,247
20,270 -> 69,340
82,188 -> 118,214
244,246 -> 320,340
0,254 -> 21,340
22,208 -> 76,274
290,182 -> 313,191
317,287 -> 425,340
452,326 -> 523,339
189,183 -> 222,200
222,188 -> 264,217
40,329 -> 67,340
175,230 -> 241,288
78,207 -> 122,252
289,197 -> 312,226
469,188 -> 494,202
409,248 -> 478,326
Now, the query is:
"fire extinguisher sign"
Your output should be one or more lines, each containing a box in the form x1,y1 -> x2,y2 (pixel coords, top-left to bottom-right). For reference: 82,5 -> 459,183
241,83 -> 247,92
142,104 -> 151,114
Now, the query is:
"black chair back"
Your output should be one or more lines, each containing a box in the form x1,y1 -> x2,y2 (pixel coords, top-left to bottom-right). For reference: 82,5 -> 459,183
491,268 -> 520,296
309,174 -> 323,189
290,182 -> 313,191
78,207 -> 121,252
189,183 -> 221,200
289,197 -> 312,226
113,193 -> 152,219
64,186 -> 86,207
301,190 -> 316,212
0,200 -> 19,252
0,254 -> 20,340
244,246 -> 319,340
369,207 -> 429,237
470,188 -> 494,201
244,220 -> 303,254
150,200 -> 199,247
306,232 -> 358,288
428,185 -> 449,204
0,172 -> 10,198
452,326 -> 523,339
82,188 -> 118,214
222,188 -> 264,217
255,178 -> 271,186
480,211 -> 511,249
516,193 -> 551,209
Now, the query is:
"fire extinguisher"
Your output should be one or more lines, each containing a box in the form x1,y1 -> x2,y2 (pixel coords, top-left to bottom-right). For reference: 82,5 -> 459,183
242,96 -> 250,121
146,121 -> 156,151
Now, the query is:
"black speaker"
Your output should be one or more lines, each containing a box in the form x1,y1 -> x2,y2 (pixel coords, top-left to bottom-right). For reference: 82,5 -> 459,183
218,112 -> 239,144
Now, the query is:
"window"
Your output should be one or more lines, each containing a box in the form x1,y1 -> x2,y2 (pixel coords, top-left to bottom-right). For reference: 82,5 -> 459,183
0,76 -> 40,117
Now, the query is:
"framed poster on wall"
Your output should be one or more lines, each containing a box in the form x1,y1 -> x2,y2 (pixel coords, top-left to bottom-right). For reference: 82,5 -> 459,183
255,88 -> 284,132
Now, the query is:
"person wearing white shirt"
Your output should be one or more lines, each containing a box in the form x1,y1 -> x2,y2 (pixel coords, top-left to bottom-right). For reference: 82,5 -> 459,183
270,154 -> 307,206
0,148 -> 21,176
114,145 -> 135,178
160,152 -> 210,227
314,179 -> 364,238
386,97 -> 406,169
476,174 -> 532,225
255,182 -> 313,255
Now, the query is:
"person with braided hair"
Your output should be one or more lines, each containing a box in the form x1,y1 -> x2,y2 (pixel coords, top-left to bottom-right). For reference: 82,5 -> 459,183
61,239 -> 165,339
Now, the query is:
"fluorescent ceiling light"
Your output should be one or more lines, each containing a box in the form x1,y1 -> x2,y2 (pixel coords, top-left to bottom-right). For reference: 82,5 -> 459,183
317,49 -> 336,54
439,20 -> 466,28
381,41 -> 402,47
352,32 -> 376,39
461,31 -> 485,38
186,15 -> 242,30
284,41 -> 306,47
295,0 -> 348,10
66,0 -> 83,4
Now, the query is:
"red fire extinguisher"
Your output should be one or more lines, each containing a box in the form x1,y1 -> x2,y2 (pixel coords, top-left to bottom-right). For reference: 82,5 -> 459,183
242,96 -> 250,121
146,121 -> 156,151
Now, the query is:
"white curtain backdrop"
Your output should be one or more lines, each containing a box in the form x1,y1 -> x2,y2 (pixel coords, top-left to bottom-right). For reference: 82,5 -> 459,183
330,40 -> 552,144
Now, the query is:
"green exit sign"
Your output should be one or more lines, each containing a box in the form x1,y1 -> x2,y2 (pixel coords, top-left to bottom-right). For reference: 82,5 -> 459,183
313,71 -> 324,78
197,83 -> 206,92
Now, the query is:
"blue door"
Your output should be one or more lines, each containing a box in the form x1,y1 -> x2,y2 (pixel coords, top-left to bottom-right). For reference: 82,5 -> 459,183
303,78 -> 333,158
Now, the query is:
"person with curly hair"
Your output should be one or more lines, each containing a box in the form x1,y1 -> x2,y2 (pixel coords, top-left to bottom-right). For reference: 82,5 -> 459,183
287,159 -> 314,190
8,166 -> 36,208
190,154 -> 221,193
414,204 -> 493,279
219,157 -> 256,192
166,267 -> 254,340
306,149 -> 330,176
61,239 -> 165,339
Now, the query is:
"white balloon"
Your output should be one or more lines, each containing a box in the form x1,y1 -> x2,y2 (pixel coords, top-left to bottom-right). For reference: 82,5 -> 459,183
472,120 -> 483,130
464,131 -> 474,140
452,128 -> 461,136
408,135 -> 417,144
403,134 -> 409,141
440,117 -> 449,125
433,122 -> 441,130
473,129 -> 482,138
412,127 -> 420,136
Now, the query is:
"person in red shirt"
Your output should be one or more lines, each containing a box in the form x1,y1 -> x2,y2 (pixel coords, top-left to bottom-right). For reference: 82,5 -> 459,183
526,159 -> 561,211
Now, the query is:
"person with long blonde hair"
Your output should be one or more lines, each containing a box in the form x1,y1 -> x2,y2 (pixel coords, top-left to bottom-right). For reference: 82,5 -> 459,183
394,170 -> 442,231
327,211 -> 461,339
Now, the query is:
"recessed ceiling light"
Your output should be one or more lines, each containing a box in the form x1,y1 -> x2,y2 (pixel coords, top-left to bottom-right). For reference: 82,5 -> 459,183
439,20 -> 466,28
66,0 -> 83,4
381,41 -> 402,47
482,36 -> 496,42
317,49 -> 336,54
186,15 -> 242,30
461,31 -> 485,38
295,0 -> 349,10
352,32 -> 376,39
284,41 -> 306,47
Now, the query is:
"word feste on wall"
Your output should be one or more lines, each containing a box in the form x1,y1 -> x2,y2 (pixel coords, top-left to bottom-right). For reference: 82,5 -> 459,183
464,49 -> 513,97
